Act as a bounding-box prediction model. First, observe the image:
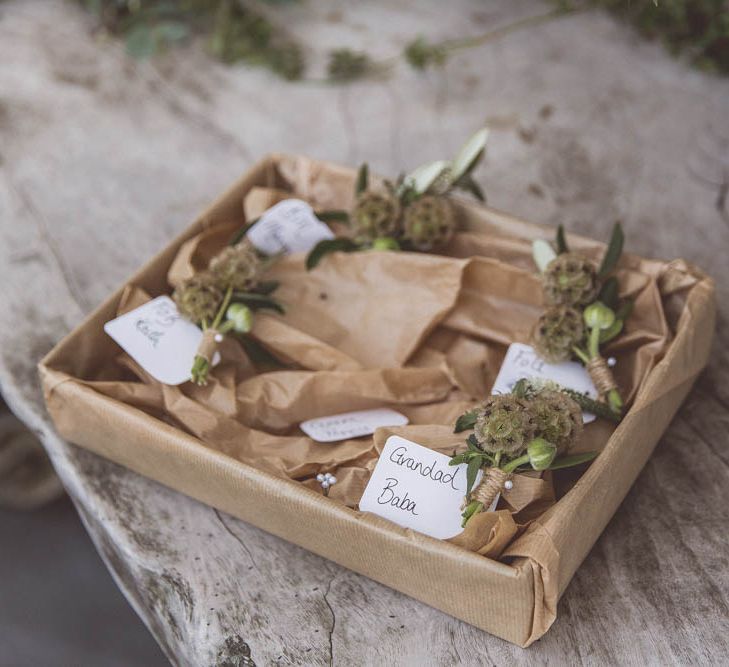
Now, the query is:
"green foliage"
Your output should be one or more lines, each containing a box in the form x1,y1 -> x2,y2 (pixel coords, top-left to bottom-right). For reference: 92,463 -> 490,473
231,291 -> 285,314
465,457 -> 481,497
315,210 -> 350,224
532,238 -> 558,273
326,49 -> 372,82
228,218 -> 259,246
251,279 -> 280,295
597,222 -> 624,279
355,163 -> 369,195
125,20 -> 190,58
404,36 -> 448,70
563,388 -> 621,422
544,451 -> 598,470
262,42 -> 305,81
79,0 -> 305,79
305,238 -> 361,270
584,0 -> 729,74
209,0 -> 303,79
239,337 -> 289,370
80,2 -> 597,83
453,173 -> 485,202
598,276 -> 620,310
454,410 -> 478,433
555,224 -> 568,254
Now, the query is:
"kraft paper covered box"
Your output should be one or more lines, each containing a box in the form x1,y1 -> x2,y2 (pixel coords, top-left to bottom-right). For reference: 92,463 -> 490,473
39,153 -> 715,646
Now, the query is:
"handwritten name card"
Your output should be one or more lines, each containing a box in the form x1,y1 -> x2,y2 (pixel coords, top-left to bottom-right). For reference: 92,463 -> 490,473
491,343 -> 598,422
104,296 -> 215,385
359,436 -> 478,539
301,408 -> 409,443
247,199 -> 334,255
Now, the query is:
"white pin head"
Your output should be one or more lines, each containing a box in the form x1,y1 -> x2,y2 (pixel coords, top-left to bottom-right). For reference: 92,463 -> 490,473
318,472 -> 338,496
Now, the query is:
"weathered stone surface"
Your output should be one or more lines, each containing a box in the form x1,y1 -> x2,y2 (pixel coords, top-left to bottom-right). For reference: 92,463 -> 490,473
0,1 -> 727,664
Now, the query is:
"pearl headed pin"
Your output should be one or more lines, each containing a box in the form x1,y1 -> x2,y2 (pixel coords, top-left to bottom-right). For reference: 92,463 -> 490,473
317,472 -> 338,497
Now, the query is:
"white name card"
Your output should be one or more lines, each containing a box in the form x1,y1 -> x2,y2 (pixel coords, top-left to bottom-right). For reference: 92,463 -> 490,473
104,296 -> 215,385
247,199 -> 334,255
359,436 -> 477,539
491,343 -> 597,422
300,408 -> 408,443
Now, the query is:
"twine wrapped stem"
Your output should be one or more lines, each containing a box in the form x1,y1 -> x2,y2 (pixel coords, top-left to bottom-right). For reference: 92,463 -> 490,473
196,328 -> 221,364
469,467 -> 511,514
586,355 -> 618,398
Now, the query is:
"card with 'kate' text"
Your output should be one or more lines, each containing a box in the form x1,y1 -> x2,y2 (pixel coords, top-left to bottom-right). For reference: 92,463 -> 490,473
359,435 -> 480,539
104,296 -> 217,385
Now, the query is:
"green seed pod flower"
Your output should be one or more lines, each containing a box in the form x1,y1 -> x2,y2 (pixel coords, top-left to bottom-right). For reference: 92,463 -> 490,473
209,243 -> 261,292
527,438 -> 557,470
584,301 -> 616,331
402,195 -> 456,251
473,395 -> 536,456
226,303 -> 253,333
352,191 -> 402,241
543,252 -> 598,307
531,305 -> 585,364
530,390 -> 583,454
370,237 -> 400,251
173,272 -> 224,325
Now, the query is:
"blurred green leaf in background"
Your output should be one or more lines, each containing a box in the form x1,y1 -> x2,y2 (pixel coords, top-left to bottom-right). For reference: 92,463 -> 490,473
82,0 -> 729,79
81,0 -> 305,79
579,0 -> 729,74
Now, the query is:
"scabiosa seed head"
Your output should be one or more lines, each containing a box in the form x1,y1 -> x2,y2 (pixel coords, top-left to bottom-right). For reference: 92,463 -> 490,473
529,390 -> 583,454
543,252 -> 598,307
402,195 -> 456,251
531,305 -> 586,363
209,242 -> 261,292
173,272 -> 223,324
352,191 -> 401,240
473,395 -> 536,456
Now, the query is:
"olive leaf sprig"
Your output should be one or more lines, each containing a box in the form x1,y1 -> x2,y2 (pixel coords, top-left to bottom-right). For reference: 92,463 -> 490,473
449,383 -> 597,527
531,223 -> 632,417
305,128 -> 489,269
172,241 -> 284,385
